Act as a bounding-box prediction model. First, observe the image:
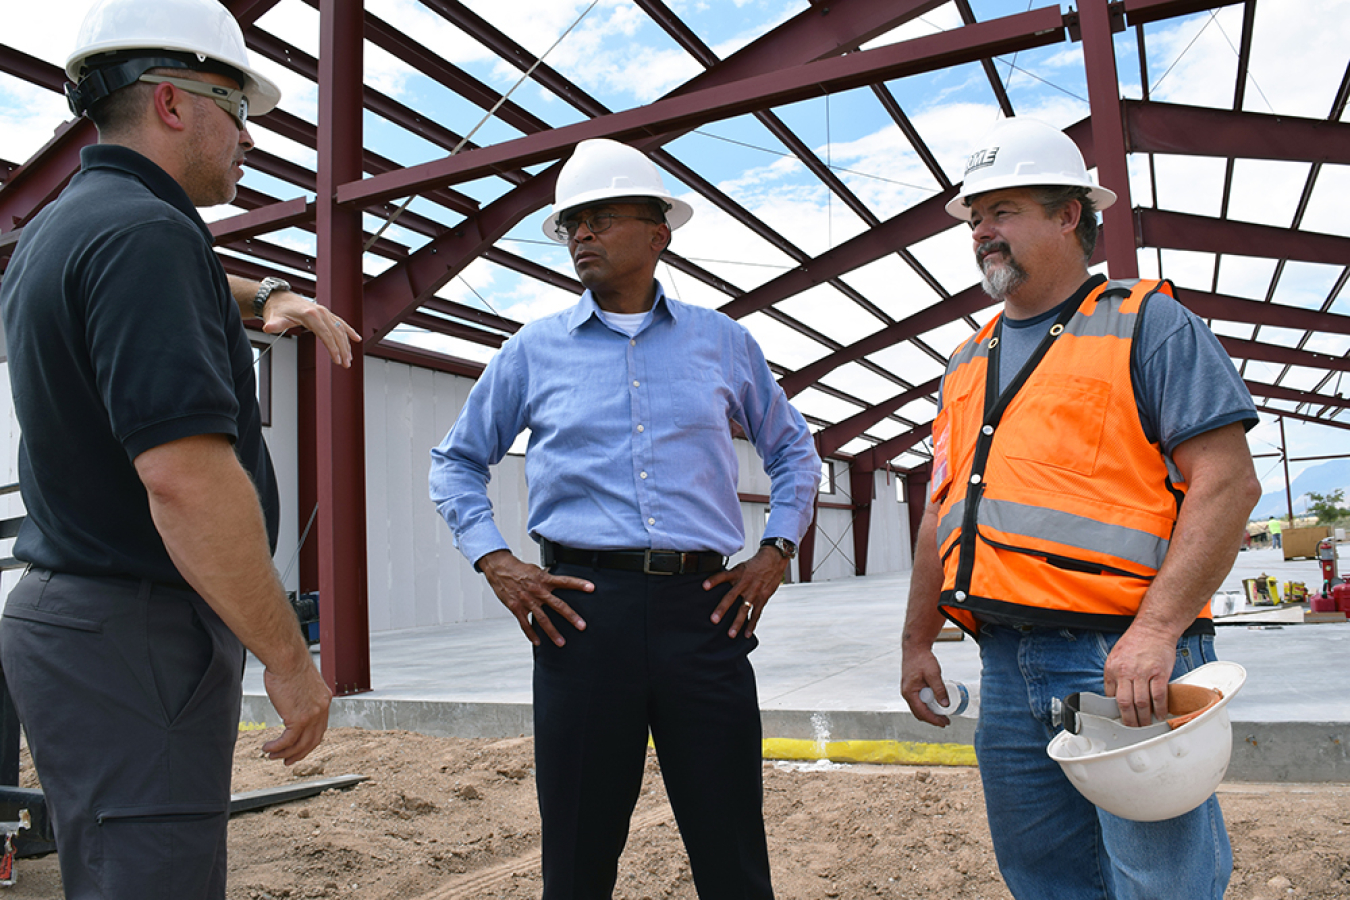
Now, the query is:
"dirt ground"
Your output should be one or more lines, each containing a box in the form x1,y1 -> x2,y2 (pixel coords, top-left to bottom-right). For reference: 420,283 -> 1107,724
6,727 -> 1350,899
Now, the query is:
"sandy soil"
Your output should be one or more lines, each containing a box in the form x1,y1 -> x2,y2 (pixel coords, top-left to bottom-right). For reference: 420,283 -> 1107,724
6,727 -> 1350,898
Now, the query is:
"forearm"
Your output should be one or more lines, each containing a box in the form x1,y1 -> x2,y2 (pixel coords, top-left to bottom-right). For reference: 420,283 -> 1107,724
902,502 -> 948,651
228,273 -> 264,319
137,437 -> 312,676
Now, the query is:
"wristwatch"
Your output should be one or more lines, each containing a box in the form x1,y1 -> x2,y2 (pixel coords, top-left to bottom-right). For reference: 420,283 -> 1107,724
760,537 -> 797,559
252,276 -> 291,318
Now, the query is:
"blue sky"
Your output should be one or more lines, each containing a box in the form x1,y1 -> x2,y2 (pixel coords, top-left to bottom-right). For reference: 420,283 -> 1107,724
2,0 -> 1348,503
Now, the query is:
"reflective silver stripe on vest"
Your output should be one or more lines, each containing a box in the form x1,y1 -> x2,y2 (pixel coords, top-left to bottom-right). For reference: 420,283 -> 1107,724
975,497 -> 1169,571
937,498 -> 965,551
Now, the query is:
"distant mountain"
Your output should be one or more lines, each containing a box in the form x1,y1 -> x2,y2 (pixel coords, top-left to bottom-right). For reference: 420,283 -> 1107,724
1251,459 -> 1350,521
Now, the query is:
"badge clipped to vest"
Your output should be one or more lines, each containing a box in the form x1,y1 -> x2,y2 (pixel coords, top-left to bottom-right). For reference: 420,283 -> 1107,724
931,408 -> 952,502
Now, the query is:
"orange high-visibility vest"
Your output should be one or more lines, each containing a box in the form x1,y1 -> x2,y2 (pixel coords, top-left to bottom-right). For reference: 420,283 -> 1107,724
932,279 -> 1204,635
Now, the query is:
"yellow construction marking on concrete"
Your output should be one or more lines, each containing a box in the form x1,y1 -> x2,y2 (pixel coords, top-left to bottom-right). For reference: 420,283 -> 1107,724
763,737 -> 976,767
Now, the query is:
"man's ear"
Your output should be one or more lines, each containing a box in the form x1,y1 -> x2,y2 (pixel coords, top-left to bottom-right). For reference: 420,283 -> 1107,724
1057,197 -> 1083,236
652,223 -> 671,253
150,81 -> 190,133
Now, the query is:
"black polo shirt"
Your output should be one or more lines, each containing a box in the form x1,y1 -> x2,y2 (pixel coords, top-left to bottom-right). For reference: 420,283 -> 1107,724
1,144 -> 279,585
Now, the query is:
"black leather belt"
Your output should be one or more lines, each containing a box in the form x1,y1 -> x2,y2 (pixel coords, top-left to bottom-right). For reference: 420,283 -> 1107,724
539,538 -> 726,576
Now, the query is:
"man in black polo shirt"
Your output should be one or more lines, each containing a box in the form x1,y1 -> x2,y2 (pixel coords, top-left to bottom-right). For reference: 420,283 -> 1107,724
0,1 -> 342,896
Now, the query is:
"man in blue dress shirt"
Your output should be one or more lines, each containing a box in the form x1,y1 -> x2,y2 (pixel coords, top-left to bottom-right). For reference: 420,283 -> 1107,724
430,138 -> 820,899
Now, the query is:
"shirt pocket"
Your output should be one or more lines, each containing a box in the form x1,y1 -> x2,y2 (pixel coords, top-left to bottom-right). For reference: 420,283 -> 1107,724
667,363 -> 734,432
1000,375 -> 1111,477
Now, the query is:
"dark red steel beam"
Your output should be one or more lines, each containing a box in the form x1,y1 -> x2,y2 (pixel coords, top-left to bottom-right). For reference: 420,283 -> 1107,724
367,340 -> 485,380
1218,337 -> 1350,373
340,7 -> 1067,208
209,196 -> 311,244
243,33 -> 483,217
904,463 -> 932,555
422,296 -> 521,337
0,118 -> 92,233
358,0 -> 953,341
850,464 -> 873,576
1139,209 -> 1350,266
1123,101 -> 1350,165
720,192 -> 957,321
855,422 -> 934,473
1080,0 -> 1138,278
1124,0 -> 1244,27
1246,383 -> 1350,410
404,311 -> 508,349
218,234 -> 318,276
1254,405 -> 1350,433
311,1 -> 370,696
1177,288 -> 1350,336
779,285 -> 993,398
816,378 -> 943,459
0,43 -> 65,91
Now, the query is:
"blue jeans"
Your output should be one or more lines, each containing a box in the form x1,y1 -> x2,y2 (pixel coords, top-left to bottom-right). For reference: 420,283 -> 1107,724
974,624 -> 1232,900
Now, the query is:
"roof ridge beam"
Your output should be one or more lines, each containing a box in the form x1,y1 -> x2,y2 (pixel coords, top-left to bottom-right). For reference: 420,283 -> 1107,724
815,377 -> 942,459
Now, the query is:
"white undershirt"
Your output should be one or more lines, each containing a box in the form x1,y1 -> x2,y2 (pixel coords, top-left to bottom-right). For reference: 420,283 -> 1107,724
596,309 -> 648,336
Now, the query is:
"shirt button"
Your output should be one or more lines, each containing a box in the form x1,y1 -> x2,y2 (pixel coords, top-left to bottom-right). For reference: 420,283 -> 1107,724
630,339 -> 636,346
633,380 -> 640,387
982,425 -> 994,435
648,518 -> 656,525
640,472 -> 648,479
637,424 -> 645,433
970,474 -> 982,484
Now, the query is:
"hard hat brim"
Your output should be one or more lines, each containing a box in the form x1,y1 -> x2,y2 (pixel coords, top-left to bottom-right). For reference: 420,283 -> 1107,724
945,179 -> 1118,221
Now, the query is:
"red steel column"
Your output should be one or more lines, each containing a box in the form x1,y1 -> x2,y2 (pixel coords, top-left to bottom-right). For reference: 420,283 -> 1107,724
313,1 -> 370,694
1078,1 -> 1138,278
850,463 -> 874,576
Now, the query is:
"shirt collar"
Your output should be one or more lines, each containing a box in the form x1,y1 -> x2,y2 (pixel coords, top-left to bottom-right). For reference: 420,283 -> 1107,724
78,144 -> 214,245
566,280 -> 678,333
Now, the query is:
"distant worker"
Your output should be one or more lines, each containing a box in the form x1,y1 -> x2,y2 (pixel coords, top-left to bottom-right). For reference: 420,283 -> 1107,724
901,117 -> 1260,899
1268,516 -> 1284,549
0,0 -> 356,896
430,137 -> 820,899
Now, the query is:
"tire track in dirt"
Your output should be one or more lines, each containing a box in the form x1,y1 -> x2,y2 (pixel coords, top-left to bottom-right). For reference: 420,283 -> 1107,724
414,803 -> 676,900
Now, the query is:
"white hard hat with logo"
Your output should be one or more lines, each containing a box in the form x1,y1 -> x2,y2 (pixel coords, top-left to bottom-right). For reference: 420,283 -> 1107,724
65,0 -> 281,118
945,117 -> 1117,221
1046,661 -> 1245,822
543,138 -> 694,242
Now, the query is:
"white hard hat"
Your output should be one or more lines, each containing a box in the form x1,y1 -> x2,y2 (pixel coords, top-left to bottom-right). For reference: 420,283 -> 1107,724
543,138 -> 694,242
945,117 -> 1117,220
65,0 -> 281,117
1047,661 -> 1245,822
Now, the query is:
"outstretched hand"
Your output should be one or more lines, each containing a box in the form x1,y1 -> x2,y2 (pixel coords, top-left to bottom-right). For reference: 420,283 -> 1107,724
262,291 -> 361,368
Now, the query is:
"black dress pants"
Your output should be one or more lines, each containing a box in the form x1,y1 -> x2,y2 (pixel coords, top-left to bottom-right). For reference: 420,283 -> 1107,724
533,563 -> 773,900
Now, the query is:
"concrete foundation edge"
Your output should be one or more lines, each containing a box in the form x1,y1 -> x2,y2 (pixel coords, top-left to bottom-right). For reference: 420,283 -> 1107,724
240,696 -> 1350,783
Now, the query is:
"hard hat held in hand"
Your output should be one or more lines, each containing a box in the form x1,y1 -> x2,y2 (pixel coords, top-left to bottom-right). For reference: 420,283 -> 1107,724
945,117 -> 1117,221
543,139 -> 694,242
1046,661 -> 1246,822
66,0 -> 281,116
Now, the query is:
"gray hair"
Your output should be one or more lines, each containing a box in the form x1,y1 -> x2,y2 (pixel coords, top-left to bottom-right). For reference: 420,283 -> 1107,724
1028,185 -> 1099,263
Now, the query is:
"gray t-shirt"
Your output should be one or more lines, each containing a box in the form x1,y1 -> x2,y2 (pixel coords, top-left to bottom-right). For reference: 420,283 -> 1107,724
995,279 -> 1257,452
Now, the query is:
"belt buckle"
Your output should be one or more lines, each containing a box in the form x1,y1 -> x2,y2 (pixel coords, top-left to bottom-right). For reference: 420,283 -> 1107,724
643,549 -> 678,576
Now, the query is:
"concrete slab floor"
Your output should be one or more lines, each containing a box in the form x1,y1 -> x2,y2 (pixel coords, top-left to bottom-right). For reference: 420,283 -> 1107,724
242,543 -> 1350,781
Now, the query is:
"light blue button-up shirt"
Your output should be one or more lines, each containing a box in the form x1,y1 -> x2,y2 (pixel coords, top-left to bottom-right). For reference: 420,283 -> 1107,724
429,285 -> 821,563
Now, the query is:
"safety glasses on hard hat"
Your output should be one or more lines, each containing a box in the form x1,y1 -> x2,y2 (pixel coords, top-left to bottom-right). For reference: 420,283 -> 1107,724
138,74 -> 248,130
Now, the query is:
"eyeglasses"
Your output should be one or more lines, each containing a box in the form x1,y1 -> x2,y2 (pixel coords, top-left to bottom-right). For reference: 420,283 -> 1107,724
554,212 -> 660,241
139,74 -> 249,130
